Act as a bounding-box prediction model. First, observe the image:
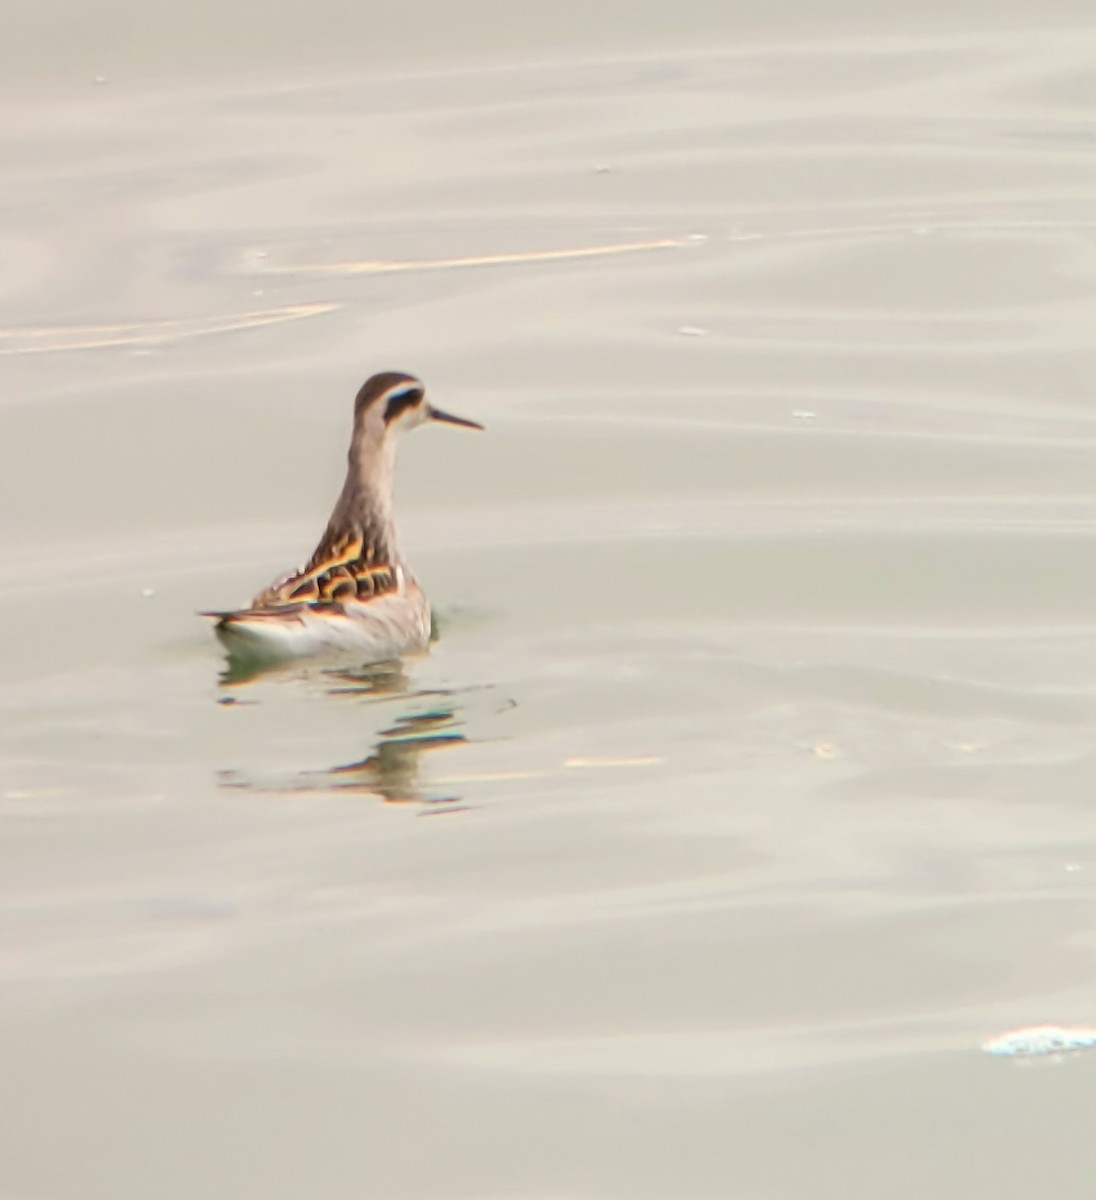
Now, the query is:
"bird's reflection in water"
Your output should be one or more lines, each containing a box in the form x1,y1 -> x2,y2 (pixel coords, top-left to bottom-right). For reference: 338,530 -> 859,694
217,656 -> 469,807
321,709 -> 466,804
219,650 -> 414,692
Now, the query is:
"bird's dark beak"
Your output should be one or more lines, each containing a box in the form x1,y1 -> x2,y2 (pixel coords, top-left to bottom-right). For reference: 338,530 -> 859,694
427,405 -> 484,431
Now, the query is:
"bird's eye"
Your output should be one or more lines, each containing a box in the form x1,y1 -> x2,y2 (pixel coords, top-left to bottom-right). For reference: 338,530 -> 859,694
384,386 -> 422,423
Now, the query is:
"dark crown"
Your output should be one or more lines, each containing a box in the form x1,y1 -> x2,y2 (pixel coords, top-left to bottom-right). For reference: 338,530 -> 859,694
353,372 -> 423,422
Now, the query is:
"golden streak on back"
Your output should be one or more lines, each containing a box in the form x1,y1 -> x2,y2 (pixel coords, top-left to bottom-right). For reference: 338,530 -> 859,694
249,530 -> 397,610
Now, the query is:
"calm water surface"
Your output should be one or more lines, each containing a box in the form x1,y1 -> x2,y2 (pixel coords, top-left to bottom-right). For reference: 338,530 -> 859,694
3,8 -> 1096,1199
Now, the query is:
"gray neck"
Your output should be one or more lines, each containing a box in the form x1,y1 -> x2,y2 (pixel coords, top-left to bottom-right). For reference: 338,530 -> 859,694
312,432 -> 401,567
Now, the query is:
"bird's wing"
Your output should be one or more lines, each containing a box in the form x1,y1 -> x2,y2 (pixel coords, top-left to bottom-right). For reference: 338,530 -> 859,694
249,527 -> 399,610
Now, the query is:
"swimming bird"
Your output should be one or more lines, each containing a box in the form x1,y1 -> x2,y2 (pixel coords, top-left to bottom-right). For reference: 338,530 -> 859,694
203,371 -> 483,666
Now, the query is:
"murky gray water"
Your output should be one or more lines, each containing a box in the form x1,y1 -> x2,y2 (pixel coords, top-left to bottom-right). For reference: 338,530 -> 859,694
4,7 -> 1096,1199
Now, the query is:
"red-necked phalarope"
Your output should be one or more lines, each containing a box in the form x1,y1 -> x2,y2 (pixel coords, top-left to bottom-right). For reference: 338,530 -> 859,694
203,371 -> 482,665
